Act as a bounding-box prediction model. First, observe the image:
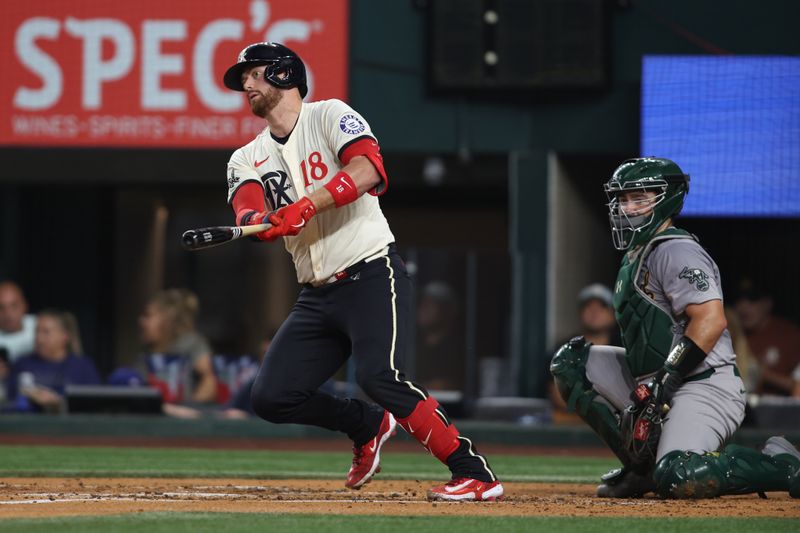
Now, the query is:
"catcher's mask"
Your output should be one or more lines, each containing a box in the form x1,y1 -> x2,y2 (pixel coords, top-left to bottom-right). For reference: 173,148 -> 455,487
604,157 -> 689,251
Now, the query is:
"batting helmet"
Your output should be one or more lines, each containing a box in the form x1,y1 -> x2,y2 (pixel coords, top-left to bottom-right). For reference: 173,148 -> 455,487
223,42 -> 308,98
604,157 -> 690,251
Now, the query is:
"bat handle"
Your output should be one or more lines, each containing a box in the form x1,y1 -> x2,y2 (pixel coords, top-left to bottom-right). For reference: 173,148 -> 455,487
238,223 -> 272,237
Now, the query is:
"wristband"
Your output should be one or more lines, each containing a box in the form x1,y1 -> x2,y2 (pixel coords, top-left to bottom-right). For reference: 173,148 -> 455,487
665,335 -> 707,378
324,171 -> 359,207
238,210 -> 259,226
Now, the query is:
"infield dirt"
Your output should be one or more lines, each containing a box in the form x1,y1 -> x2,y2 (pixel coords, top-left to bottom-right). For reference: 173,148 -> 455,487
0,478 -> 797,519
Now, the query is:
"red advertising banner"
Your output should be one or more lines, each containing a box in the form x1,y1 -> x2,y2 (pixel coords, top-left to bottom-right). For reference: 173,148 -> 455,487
0,0 -> 348,148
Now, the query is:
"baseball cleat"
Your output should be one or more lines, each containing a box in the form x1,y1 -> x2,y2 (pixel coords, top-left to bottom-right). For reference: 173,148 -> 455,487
426,477 -> 504,501
762,436 -> 800,498
762,436 -> 800,460
596,467 -> 655,498
345,411 -> 396,489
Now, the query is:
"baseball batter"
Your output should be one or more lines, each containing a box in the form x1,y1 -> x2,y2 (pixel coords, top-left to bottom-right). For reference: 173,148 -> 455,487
551,157 -> 800,498
222,42 -> 502,501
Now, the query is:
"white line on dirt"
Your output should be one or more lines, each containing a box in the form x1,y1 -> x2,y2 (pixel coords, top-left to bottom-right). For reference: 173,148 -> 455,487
0,496 -> 432,505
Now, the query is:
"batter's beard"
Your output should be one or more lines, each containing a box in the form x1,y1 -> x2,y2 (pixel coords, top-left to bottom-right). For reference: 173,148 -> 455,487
249,88 -> 282,118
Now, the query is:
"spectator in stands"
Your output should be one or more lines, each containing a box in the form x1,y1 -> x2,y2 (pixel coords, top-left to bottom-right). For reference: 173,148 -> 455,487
0,348 -> 9,406
7,309 -> 100,413
138,288 -> 218,407
0,281 -> 37,362
723,307 -> 758,393
733,279 -> 800,396
549,283 -> 621,422
219,334 -> 274,419
414,281 -> 464,391
573,284 -> 621,348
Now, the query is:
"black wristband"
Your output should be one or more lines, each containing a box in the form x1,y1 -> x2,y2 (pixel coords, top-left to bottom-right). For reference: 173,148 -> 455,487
665,335 -> 707,377
239,210 -> 258,226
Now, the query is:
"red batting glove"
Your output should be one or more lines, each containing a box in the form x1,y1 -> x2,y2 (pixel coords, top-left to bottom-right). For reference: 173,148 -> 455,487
262,197 -> 317,241
240,211 -> 271,241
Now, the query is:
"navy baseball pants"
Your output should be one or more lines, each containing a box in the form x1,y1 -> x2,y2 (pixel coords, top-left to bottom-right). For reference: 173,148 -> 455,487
250,248 -> 495,481
251,248 -> 427,444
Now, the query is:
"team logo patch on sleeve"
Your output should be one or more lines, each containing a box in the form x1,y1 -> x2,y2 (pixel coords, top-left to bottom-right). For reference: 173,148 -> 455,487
339,114 -> 366,135
678,266 -> 710,291
227,169 -> 241,190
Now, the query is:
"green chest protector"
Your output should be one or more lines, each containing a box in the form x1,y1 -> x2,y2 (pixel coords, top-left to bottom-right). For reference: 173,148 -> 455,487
613,228 -> 696,377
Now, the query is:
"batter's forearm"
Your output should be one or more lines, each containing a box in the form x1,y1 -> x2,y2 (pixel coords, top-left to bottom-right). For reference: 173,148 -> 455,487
309,157 -> 380,214
307,186 -> 336,213
342,156 -> 382,195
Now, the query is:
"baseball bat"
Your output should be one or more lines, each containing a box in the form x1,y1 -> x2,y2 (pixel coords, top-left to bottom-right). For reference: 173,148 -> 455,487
181,223 -> 272,251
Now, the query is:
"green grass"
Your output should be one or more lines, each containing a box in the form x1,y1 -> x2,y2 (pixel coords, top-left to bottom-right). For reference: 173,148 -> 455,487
0,514 -> 796,533
0,445 -> 617,483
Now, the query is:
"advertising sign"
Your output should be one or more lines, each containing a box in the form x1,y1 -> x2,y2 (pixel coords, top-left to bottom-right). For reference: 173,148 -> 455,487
0,0 -> 348,147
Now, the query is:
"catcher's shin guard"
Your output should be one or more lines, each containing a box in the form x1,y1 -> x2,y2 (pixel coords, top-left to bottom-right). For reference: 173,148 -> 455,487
397,397 -> 459,463
654,445 -> 800,499
550,338 -> 631,466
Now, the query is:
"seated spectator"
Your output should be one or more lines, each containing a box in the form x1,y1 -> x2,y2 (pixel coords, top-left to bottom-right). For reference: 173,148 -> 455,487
0,281 -> 37,363
549,283 -> 621,423
414,281 -> 465,391
733,279 -> 800,396
8,309 -> 100,413
218,333 -> 278,419
0,348 -> 9,406
794,365 -> 800,397
573,284 -> 621,347
724,307 -> 758,393
138,288 -> 218,406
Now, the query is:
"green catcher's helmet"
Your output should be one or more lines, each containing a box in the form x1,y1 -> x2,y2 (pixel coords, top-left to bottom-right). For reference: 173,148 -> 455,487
604,157 -> 690,251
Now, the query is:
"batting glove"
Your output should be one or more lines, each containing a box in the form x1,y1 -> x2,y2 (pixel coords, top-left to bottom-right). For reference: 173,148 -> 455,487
262,197 -> 317,241
237,210 -> 272,241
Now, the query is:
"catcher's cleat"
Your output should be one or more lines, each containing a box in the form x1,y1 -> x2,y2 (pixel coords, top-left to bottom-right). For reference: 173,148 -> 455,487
426,477 -> 504,501
345,411 -> 396,489
762,436 -> 800,461
596,467 -> 655,498
762,436 -> 800,498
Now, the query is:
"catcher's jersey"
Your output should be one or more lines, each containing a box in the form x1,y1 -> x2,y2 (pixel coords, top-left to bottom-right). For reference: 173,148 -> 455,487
628,232 -> 737,374
226,99 -> 394,285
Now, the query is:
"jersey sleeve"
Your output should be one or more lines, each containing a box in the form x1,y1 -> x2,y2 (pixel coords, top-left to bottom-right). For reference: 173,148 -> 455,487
226,147 -> 263,204
322,99 -> 378,161
650,239 -> 723,316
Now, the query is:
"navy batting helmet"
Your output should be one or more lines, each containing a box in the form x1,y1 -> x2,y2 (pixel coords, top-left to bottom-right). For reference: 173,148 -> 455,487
223,42 -> 308,98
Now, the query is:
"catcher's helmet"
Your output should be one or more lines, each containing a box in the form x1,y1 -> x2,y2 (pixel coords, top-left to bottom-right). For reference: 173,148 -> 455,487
604,157 -> 690,251
223,42 -> 308,98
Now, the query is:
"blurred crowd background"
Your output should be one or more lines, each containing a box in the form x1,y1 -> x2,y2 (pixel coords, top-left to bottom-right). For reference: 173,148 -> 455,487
0,0 -> 798,428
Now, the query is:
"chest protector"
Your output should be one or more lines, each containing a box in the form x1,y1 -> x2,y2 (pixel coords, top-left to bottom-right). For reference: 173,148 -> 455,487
613,228 -> 696,377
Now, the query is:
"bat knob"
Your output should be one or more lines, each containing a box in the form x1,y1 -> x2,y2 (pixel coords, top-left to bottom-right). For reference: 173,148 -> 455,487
181,230 -> 199,250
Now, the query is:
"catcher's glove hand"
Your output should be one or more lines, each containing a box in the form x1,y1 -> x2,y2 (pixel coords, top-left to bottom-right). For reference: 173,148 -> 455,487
621,369 -> 681,473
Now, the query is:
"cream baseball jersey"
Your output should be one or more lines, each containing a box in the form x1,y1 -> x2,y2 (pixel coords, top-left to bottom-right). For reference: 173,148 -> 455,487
226,99 -> 395,285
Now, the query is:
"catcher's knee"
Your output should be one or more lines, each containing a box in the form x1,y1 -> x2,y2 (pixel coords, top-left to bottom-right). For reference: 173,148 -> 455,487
550,336 -> 592,412
653,450 -> 725,499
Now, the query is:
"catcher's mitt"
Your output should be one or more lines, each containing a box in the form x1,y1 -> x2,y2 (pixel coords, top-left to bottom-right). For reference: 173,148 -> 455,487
621,381 -> 669,473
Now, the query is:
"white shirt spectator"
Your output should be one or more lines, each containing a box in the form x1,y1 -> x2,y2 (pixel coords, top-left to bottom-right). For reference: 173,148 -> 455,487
0,314 -> 36,362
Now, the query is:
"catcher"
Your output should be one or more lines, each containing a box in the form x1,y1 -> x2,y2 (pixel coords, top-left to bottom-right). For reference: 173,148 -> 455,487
550,157 -> 800,498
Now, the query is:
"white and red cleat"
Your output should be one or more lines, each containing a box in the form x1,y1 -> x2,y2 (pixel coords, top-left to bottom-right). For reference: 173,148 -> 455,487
426,477 -> 504,501
345,411 -> 397,489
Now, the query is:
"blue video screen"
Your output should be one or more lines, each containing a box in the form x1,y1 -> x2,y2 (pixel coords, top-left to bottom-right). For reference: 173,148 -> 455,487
641,56 -> 800,217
